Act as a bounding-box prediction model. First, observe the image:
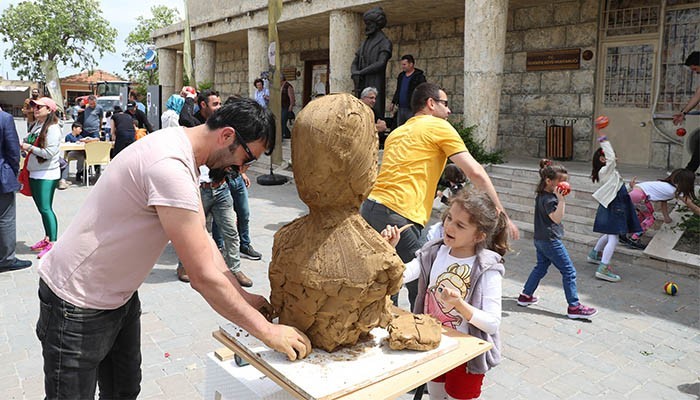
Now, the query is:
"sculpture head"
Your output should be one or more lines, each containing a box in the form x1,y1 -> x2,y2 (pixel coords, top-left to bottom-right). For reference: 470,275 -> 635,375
363,7 -> 387,35
291,94 -> 378,210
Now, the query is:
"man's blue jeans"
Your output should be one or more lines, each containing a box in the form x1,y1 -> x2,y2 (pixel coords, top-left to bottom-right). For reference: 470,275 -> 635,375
37,279 -> 142,399
523,239 -> 580,306
201,183 -> 241,273
213,175 -> 251,248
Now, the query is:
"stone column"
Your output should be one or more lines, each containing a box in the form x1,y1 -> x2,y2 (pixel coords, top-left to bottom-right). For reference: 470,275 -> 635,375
194,40 -> 216,88
329,10 -> 363,94
175,51 -> 183,91
248,28 -> 268,97
158,48 -> 177,111
463,0 -> 508,150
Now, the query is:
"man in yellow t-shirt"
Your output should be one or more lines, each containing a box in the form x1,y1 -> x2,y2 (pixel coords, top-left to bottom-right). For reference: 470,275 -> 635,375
361,82 -> 518,309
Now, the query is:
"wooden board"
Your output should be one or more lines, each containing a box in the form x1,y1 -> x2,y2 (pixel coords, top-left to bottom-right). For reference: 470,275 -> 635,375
215,320 -> 488,400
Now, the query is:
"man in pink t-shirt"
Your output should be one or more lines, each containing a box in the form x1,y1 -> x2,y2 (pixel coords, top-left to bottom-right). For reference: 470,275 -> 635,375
36,98 -> 311,399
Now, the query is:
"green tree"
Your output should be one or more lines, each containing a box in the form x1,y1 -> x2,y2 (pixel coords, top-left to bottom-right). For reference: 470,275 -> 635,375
122,5 -> 180,91
0,0 -> 117,80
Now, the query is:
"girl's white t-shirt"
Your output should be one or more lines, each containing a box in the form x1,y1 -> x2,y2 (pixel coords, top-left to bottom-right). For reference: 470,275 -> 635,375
404,245 -> 502,335
637,181 -> 676,201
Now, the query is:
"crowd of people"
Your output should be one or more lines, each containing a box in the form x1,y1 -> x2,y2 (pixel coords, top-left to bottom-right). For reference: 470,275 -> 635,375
0,49 -> 696,400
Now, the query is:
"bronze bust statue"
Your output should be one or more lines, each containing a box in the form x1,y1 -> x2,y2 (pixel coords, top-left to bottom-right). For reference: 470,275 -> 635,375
351,7 -> 392,120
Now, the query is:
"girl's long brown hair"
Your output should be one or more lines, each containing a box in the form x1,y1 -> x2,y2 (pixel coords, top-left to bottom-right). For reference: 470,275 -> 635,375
448,188 -> 510,256
660,169 -> 697,201
34,110 -> 59,163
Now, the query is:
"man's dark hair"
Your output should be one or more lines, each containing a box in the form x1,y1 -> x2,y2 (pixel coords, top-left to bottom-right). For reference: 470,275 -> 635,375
71,121 -> 82,130
685,51 -> 700,67
207,97 -> 276,155
401,54 -> 415,64
254,78 -> 263,87
410,82 -> 441,113
129,91 -> 138,99
198,89 -> 220,107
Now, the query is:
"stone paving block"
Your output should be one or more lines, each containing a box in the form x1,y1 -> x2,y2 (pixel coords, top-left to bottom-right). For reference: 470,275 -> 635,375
628,380 -> 695,399
155,373 -> 199,398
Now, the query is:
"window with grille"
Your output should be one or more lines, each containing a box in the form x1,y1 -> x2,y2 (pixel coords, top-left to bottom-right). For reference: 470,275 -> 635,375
603,0 -> 661,37
657,6 -> 700,113
604,45 -> 655,108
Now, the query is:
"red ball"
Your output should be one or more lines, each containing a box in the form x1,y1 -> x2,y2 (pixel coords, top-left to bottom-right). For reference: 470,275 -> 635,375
557,181 -> 571,196
595,116 -> 609,129
677,128 -> 687,137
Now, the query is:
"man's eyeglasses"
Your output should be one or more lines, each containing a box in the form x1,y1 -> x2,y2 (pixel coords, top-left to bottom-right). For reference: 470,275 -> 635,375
433,98 -> 449,107
235,130 -> 257,166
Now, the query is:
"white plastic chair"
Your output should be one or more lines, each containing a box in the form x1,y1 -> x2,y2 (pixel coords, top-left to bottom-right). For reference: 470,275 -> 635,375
83,142 -> 112,186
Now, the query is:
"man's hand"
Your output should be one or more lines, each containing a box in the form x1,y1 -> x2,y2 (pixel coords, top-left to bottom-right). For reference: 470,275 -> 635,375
262,325 -> 312,361
241,173 -> 250,188
673,113 -> 685,126
388,103 -> 395,113
506,219 -> 520,241
243,292 -> 277,321
376,119 -> 388,132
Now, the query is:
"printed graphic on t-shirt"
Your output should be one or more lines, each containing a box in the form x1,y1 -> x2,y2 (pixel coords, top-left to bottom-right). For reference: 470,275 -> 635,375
424,262 -> 471,329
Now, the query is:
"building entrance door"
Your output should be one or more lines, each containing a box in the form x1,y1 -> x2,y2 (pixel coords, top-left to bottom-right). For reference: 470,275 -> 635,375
596,41 -> 657,166
303,60 -> 329,105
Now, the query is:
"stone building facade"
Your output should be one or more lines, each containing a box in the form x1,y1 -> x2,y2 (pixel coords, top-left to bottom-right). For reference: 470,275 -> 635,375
154,0 -> 700,168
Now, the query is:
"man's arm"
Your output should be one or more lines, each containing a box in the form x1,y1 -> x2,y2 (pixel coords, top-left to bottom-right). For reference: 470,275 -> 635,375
139,110 -> 154,133
450,151 -> 520,240
156,205 -> 311,360
287,85 -> 295,110
674,86 -> 700,125
179,97 -> 199,127
1,113 -> 20,175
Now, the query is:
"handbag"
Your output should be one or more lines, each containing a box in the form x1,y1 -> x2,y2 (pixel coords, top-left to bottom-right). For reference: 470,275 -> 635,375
18,156 -> 31,196
18,135 -> 39,197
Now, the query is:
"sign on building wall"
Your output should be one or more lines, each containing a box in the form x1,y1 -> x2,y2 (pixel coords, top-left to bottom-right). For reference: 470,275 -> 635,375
526,48 -> 581,71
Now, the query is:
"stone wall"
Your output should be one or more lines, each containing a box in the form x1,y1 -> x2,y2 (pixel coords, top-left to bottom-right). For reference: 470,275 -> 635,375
279,35 -> 330,114
215,47 -> 249,98
383,18 -> 466,121
500,0 -> 600,161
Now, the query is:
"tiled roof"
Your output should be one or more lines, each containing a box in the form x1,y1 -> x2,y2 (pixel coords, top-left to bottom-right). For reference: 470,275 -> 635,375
61,70 -> 125,84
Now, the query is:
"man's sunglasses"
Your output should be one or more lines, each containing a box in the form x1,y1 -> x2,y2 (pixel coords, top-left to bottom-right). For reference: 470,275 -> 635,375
432,98 -> 449,107
235,130 -> 257,166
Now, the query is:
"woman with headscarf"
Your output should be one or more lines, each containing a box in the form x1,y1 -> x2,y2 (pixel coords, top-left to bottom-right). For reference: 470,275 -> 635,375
21,97 -> 61,258
161,94 -> 185,128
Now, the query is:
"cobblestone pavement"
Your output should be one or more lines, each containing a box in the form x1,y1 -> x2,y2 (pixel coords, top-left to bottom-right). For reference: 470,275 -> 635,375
2,169 -> 698,399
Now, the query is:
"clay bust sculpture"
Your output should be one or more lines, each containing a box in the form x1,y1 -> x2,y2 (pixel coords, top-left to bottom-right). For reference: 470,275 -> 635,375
351,6 -> 392,121
269,94 -> 404,352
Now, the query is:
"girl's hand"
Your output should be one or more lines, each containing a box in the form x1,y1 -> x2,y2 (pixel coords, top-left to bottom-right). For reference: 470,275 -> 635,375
379,223 -> 414,248
380,225 -> 401,248
554,185 -> 566,201
20,143 -> 31,151
436,285 -> 462,307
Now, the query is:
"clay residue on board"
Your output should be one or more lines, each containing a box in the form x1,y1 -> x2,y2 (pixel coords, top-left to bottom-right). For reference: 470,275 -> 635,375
269,94 -> 404,353
386,314 -> 442,351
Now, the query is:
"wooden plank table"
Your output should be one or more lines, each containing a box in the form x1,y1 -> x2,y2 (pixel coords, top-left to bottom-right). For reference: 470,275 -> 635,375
212,311 -> 492,400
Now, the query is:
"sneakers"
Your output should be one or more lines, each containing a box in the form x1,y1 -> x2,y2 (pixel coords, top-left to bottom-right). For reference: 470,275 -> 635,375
234,271 -> 253,287
595,263 -> 621,282
57,179 -> 71,190
586,249 -> 601,264
621,234 -> 646,250
517,293 -> 539,306
30,239 -> 50,251
567,303 -> 598,319
240,244 -> 262,260
37,242 -> 53,259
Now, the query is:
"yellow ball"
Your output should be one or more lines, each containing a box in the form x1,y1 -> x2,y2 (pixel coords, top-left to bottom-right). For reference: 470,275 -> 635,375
664,281 -> 678,296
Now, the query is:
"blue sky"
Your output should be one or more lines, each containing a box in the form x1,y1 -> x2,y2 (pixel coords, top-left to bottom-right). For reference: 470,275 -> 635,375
0,0 -> 185,80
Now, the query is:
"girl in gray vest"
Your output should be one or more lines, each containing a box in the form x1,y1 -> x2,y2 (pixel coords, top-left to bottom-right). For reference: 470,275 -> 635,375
382,188 -> 508,400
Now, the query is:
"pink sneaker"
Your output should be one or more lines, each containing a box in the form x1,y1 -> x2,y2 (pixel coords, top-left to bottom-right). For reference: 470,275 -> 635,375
30,239 -> 49,251
37,242 -> 53,259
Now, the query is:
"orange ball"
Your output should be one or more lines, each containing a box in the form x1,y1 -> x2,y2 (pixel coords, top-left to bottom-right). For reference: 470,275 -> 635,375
595,116 -> 609,129
677,128 -> 687,137
556,181 -> 571,196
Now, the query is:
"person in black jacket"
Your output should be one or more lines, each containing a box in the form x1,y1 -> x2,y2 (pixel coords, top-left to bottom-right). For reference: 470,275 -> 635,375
389,54 -> 427,127
125,101 -> 154,133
